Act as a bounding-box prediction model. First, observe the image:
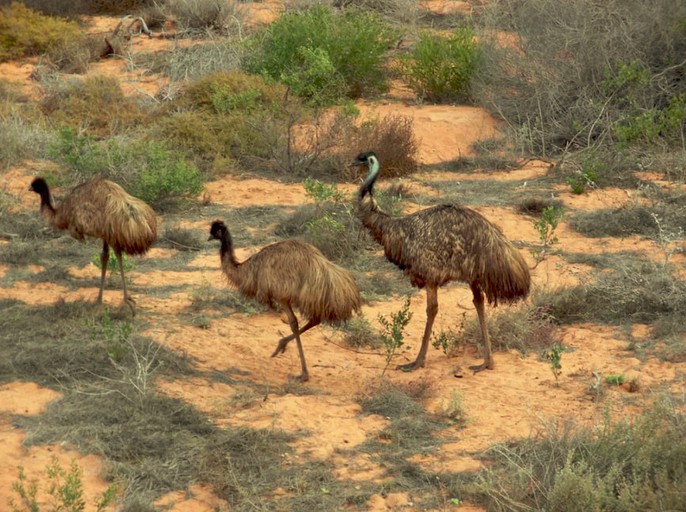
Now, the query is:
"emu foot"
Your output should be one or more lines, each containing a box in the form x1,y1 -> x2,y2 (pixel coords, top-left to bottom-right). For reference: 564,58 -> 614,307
124,296 -> 137,316
289,372 -> 309,383
469,360 -> 494,373
396,360 -> 424,372
271,338 -> 291,357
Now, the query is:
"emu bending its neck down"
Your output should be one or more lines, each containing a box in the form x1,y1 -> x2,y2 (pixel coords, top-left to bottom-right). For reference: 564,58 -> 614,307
352,151 -> 530,373
208,220 -> 361,382
29,177 -> 157,314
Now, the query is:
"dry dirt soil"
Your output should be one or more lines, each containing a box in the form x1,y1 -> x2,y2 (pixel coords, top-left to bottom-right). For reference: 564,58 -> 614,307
1,3 -> 685,511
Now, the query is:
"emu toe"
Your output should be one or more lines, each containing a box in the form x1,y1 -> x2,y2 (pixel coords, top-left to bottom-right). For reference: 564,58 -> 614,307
469,360 -> 495,373
396,359 -> 425,372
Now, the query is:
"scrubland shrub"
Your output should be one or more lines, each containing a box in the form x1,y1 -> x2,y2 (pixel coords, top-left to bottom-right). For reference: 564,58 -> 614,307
40,75 -> 153,137
163,0 -> 244,34
348,113 -> 419,178
245,5 -> 395,105
470,397 -> 686,511
401,27 -> 480,103
19,0 -> 154,16
474,0 -> 686,157
0,3 -> 83,62
49,129 -> 203,205
0,115 -> 54,167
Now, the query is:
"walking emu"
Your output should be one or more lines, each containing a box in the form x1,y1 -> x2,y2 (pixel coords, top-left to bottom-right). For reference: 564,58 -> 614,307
352,151 -> 530,372
208,220 -> 361,382
29,177 -> 157,314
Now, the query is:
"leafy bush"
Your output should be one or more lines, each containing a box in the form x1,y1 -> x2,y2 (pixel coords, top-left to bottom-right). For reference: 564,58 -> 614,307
40,75 -> 153,137
0,3 -> 83,62
49,129 -> 203,205
401,27 -> 480,103
245,5 -> 395,104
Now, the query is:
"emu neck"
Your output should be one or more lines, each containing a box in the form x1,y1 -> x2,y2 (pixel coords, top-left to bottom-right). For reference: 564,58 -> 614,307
358,195 -> 391,245
37,186 -> 57,223
219,231 -> 242,283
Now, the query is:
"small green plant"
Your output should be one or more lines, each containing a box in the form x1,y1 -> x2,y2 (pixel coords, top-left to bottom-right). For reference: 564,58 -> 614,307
99,310 -> 133,363
378,297 -> 413,375
440,390 -> 467,427
605,374 -> 625,386
431,328 -> 461,358
543,342 -> 564,385
9,458 -> 118,512
92,248 -> 134,275
531,205 -> 563,262
343,314 -> 382,349
401,27 -> 480,103
566,158 -> 599,194
303,177 -> 344,205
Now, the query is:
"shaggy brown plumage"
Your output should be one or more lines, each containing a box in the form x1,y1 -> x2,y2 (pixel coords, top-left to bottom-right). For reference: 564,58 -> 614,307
29,177 -> 157,313
209,219 -> 361,382
353,151 -> 530,372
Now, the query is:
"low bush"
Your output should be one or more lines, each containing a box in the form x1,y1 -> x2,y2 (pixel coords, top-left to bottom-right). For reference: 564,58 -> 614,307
164,0 -> 244,34
401,27 -> 480,103
49,129 -> 204,206
40,75 -> 154,138
469,397 -> 686,511
245,4 -> 395,105
0,3 -> 83,62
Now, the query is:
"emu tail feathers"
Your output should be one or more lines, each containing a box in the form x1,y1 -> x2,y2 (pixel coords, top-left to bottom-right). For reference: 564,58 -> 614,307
480,238 -> 530,306
297,254 -> 361,324
105,190 -> 157,255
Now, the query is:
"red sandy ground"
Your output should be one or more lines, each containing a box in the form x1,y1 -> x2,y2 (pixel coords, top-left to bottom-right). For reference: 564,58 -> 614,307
0,5 -> 684,511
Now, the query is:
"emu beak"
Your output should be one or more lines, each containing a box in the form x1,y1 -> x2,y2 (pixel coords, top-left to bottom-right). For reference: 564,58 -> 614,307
207,234 -> 214,241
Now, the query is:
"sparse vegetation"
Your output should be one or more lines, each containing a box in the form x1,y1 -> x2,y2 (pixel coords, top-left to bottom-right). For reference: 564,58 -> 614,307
1,0 -> 685,510
377,297 -> 413,374
531,205 -> 563,262
401,27 -> 480,103
468,397 -> 686,511
9,458 -> 118,512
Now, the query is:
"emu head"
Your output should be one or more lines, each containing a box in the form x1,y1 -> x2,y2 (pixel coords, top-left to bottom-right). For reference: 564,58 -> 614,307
351,151 -> 380,200
29,177 -> 49,195
208,220 -> 228,241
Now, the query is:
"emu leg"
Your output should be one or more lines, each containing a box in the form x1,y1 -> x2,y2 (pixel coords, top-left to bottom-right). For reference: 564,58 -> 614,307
398,284 -> 438,372
283,305 -> 309,382
271,318 -> 320,357
97,241 -> 109,303
469,283 -> 494,372
115,248 -> 136,315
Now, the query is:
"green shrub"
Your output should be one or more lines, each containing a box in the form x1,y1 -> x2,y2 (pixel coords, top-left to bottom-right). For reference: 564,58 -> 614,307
401,27 -> 480,103
0,3 -> 83,62
40,75 -> 152,137
182,71 -> 284,114
49,130 -> 204,205
245,5 -> 395,104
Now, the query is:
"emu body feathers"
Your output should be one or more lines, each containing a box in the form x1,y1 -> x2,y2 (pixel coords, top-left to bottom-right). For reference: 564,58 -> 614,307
29,177 -> 157,313
209,220 -> 360,382
353,151 -> 530,372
